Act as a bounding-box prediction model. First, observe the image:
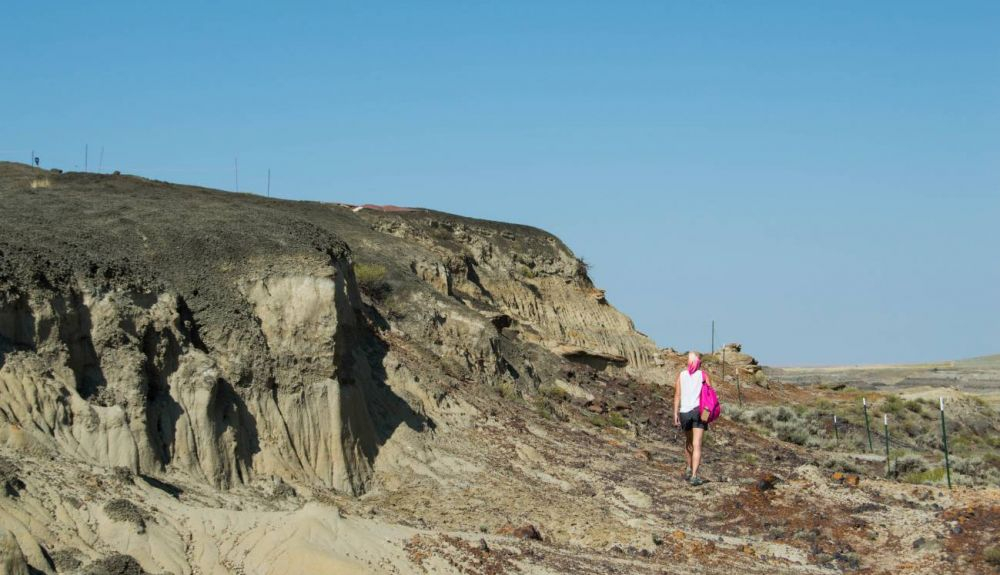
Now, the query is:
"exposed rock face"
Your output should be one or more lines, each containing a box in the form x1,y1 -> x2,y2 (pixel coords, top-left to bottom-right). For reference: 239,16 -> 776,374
0,164 -> 414,496
0,163 -> 675,572
0,163 -> 661,499
355,210 -> 665,386
0,528 -> 29,575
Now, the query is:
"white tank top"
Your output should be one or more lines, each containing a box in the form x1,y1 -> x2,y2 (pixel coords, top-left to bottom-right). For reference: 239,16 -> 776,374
679,369 -> 704,413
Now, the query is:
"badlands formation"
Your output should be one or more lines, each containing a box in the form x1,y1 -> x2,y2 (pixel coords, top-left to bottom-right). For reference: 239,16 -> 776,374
0,162 -> 997,574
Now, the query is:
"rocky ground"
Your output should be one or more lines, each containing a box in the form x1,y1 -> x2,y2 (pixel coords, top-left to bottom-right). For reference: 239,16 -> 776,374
1,162 -> 998,574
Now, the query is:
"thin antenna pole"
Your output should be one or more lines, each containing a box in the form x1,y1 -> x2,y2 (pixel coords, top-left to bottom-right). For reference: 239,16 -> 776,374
85,144 -> 89,172
99,146 -> 104,172
30,149 -> 34,166
234,157 -> 239,192
711,320 -> 715,354
267,168 -> 271,197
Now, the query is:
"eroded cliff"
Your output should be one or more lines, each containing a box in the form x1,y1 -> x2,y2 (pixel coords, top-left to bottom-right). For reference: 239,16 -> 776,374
3,163 -> 995,575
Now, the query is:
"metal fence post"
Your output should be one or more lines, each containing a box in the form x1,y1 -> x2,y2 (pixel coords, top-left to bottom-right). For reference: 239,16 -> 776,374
833,414 -> 839,444
940,397 -> 952,489
722,348 -> 726,384
736,372 -> 743,407
863,398 -> 873,452
884,414 -> 891,477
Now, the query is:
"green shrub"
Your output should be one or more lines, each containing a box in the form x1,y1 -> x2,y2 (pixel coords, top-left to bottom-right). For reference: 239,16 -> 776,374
539,384 -> 569,401
881,395 -> 905,415
607,412 -> 628,428
587,414 -> 608,427
354,263 -> 391,301
775,420 -> 808,445
902,467 -> 946,485
751,407 -> 775,426
985,546 -> 1000,566
727,405 -> 752,424
533,397 -> 554,420
775,406 -> 796,423
519,266 -> 538,279
496,381 -> 519,401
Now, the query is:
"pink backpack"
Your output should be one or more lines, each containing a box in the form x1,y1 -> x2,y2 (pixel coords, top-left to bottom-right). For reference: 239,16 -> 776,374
699,378 -> 722,423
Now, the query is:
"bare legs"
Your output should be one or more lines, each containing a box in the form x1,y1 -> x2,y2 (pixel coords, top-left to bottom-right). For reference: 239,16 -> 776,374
685,428 -> 704,478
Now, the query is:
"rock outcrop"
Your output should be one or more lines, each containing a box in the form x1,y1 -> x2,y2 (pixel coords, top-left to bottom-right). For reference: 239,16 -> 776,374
0,164 -> 424,496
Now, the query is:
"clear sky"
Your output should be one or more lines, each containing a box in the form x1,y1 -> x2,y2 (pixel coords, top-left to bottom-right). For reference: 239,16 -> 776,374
2,2 -> 998,366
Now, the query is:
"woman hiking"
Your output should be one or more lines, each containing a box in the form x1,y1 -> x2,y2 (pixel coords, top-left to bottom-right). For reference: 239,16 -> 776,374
674,352 -> 710,486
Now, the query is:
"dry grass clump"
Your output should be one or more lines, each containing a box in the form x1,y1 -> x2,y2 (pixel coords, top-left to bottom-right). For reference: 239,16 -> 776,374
354,262 -> 391,301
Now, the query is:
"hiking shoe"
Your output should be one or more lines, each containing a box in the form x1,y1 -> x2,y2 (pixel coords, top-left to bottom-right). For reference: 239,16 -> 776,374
689,476 -> 705,487
683,468 -> 692,481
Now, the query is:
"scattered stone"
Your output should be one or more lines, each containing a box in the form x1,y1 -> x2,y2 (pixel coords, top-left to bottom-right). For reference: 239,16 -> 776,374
912,537 -> 926,549
634,449 -> 652,461
755,473 -> 779,492
671,530 -> 685,541
831,472 -> 860,487
112,466 -> 134,484
478,538 -> 489,552
270,479 -> 296,499
498,524 -> 542,541
852,503 -> 886,513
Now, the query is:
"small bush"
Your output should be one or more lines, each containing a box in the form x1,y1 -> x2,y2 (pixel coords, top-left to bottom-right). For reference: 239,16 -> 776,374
895,453 -> 929,475
775,406 -> 798,423
519,266 -> 538,279
533,397 -> 555,420
496,381 -> 519,401
774,420 -> 808,446
823,456 -> 861,474
985,546 -> 1000,566
538,384 -> 569,401
587,414 -> 609,427
354,263 -> 391,301
104,499 -> 148,532
751,407 -> 775,426
727,405 -> 752,424
881,395 -> 905,415
902,467 -> 946,485
607,412 -> 629,428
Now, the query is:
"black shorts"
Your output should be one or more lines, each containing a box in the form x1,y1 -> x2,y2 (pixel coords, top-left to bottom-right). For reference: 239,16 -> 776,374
680,408 -> 708,431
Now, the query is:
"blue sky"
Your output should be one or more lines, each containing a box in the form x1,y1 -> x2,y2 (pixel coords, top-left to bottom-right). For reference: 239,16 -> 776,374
2,2 -> 998,365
